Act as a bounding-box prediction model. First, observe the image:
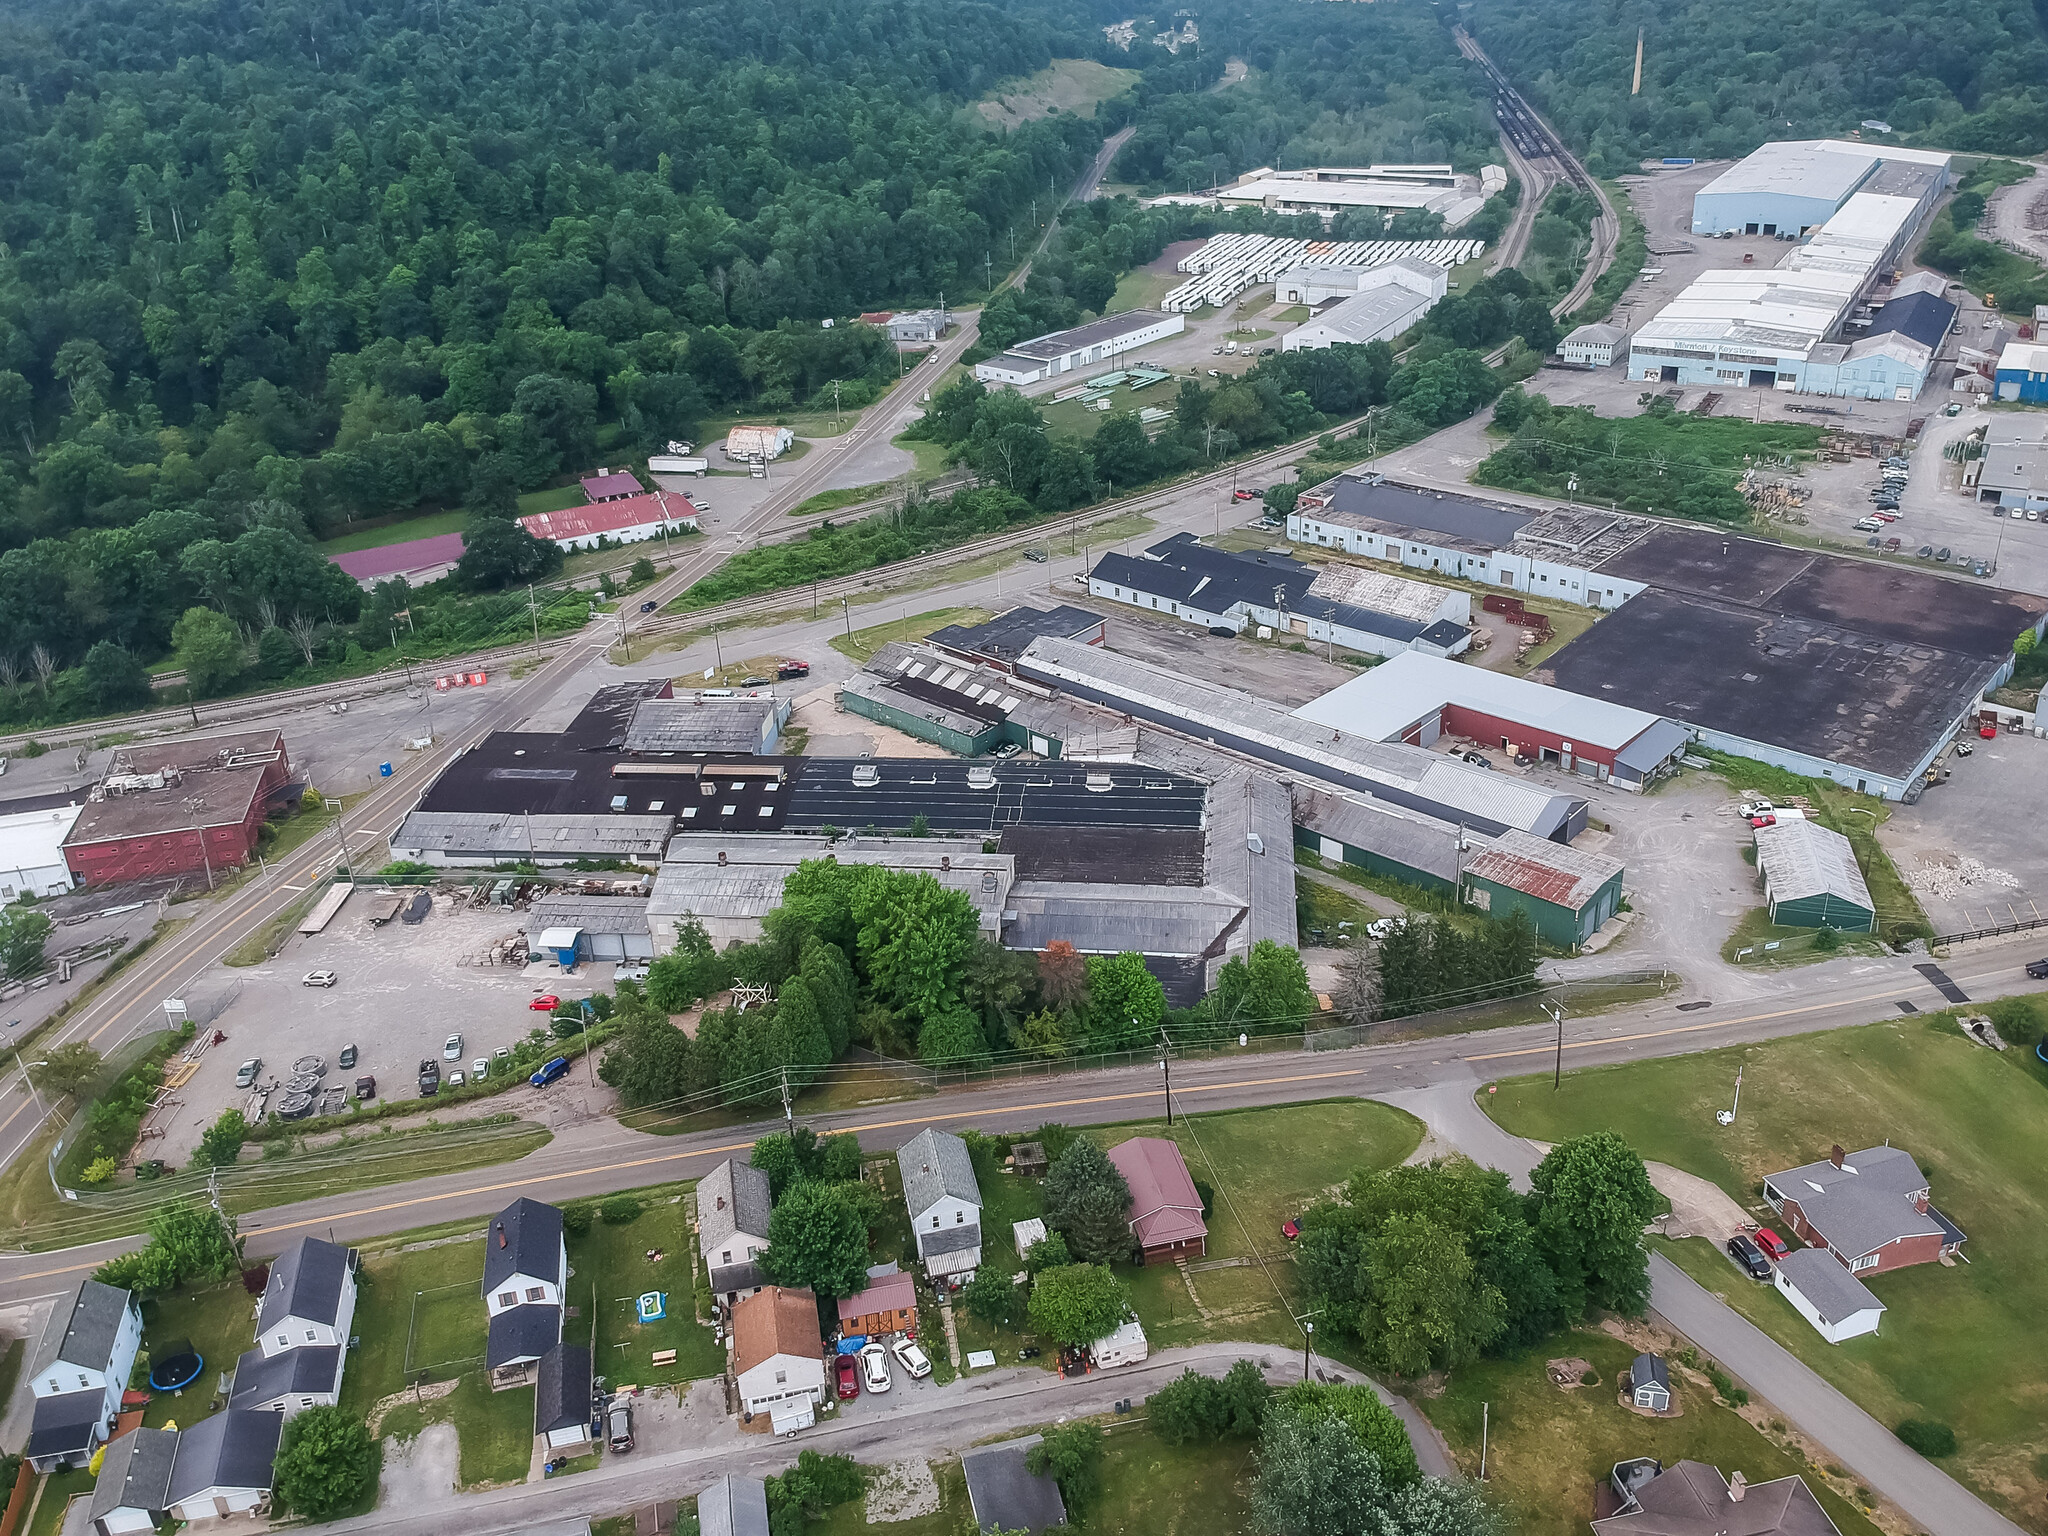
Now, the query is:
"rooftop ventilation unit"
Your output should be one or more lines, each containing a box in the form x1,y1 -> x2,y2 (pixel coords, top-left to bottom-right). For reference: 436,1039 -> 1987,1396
852,764 -> 881,787
966,766 -> 997,789
1085,772 -> 1114,793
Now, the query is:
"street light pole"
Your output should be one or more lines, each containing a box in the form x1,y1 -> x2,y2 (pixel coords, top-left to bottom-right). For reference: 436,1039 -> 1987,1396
1548,1000 -> 1566,1090
6,1021 -> 48,1120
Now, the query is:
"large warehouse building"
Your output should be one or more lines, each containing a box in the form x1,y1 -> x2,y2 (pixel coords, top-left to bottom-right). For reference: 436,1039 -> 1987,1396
1281,259 -> 1448,352
974,311 -> 1185,386
63,731 -> 293,888
1629,141 -> 1956,399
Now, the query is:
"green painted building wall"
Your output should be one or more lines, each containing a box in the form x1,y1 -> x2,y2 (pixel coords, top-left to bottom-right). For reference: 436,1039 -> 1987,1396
1767,889 -> 1875,932
1463,866 -> 1624,950
1293,825 -> 1459,898
839,690 -> 1001,757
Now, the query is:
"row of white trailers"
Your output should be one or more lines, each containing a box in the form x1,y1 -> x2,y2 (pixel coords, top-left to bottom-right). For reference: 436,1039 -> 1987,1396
1161,233 -> 1487,314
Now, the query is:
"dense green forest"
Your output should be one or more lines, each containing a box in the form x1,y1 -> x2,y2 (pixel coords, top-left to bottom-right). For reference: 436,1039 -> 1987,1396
1467,0 -> 2048,172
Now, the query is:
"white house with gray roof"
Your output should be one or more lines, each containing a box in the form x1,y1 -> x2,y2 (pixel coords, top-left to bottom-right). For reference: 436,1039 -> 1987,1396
1772,1248 -> 1886,1344
89,1425 -> 178,1536
700,1159 -> 774,1304
898,1128 -> 983,1281
166,1409 -> 284,1522
698,1474 -> 772,1536
25,1278 -> 142,1470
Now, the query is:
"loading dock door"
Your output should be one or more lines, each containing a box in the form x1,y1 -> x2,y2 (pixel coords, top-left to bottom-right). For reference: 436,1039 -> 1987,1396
1749,369 -> 1775,388
1660,366 -> 1680,384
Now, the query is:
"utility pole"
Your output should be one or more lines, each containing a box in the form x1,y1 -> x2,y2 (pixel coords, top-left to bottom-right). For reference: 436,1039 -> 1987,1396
527,583 -> 542,660
841,597 -> 853,637
1548,1000 -> 1566,1090
1156,1024 -> 1172,1125
1480,1402 -> 1490,1479
1301,1319 -> 1314,1381
780,1066 -> 794,1135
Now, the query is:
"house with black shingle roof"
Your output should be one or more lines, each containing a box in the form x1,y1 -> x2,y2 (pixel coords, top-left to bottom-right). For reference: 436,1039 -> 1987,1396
483,1197 -> 567,1372
25,1278 -> 141,1471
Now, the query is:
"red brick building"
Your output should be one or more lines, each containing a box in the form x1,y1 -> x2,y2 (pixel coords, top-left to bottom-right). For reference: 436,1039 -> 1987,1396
1762,1143 -> 1964,1277
1109,1137 -> 1207,1265
62,730 -> 293,888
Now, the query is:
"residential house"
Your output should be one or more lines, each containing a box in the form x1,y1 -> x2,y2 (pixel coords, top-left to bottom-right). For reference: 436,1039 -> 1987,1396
700,1159 -> 774,1307
535,1343 -> 595,1454
25,1278 -> 143,1470
731,1287 -> 826,1419
227,1346 -> 343,1416
837,1270 -> 917,1338
1762,1144 -> 1963,1276
961,1435 -> 1069,1535
165,1410 -> 285,1522
1630,1354 -> 1670,1412
698,1474 -> 772,1536
483,1197 -> 568,1372
87,1427 -> 178,1536
255,1237 -> 357,1355
1593,1460 -> 1842,1536
898,1128 -> 984,1282
1108,1137 -> 1208,1264
1773,1248 -> 1886,1344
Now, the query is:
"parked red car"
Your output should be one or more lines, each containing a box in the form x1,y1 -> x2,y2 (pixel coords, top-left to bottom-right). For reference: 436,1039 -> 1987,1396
1753,1228 -> 1788,1262
1233,489 -> 1257,501
835,1353 -> 861,1401
530,994 -> 560,1011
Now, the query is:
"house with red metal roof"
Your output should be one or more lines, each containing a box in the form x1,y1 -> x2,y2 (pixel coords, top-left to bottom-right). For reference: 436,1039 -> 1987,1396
518,491 -> 698,552
1107,1137 -> 1206,1265
1460,828 -> 1625,949
579,469 -> 643,503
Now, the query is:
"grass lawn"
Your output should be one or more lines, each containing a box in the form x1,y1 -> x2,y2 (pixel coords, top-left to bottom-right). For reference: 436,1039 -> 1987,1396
1483,1014 -> 2048,1531
1085,1101 -> 1422,1350
893,431 -> 954,480
974,58 -> 1140,128
790,483 -> 892,517
1422,1330 -> 1885,1536
24,1468 -> 93,1536
1294,870 -> 1386,946
829,605 -> 993,664
139,1281 -> 258,1427
518,485 -> 583,516
316,509 -> 469,555
569,1200 -> 725,1386
379,1373 -> 534,1488
1718,907 -> 1887,967
810,1458 -> 975,1536
1108,270 -> 1176,314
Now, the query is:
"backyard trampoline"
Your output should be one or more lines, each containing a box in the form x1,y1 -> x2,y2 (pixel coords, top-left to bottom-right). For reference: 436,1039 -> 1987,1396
149,1341 -> 203,1392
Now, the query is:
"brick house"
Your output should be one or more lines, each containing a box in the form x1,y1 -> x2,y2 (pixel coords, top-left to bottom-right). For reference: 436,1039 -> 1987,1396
1762,1144 -> 1964,1278
1108,1137 -> 1207,1265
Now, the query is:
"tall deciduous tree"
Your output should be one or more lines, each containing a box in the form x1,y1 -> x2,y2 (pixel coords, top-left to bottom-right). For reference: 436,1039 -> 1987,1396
272,1407 -> 379,1517
1025,1263 -> 1130,1345
1528,1131 -> 1661,1318
762,1180 -> 871,1300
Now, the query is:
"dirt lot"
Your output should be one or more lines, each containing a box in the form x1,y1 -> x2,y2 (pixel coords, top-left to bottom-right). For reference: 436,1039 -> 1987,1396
154,895 -> 616,1163
1878,728 -> 2048,935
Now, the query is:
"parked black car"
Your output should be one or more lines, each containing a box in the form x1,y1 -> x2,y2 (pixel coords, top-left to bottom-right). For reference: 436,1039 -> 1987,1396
1726,1233 -> 1772,1280
417,1058 -> 441,1096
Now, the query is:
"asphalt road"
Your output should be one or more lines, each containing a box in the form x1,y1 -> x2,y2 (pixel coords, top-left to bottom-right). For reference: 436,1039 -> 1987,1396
4,939 -> 2038,1304
311,1342 -> 1438,1536
1384,1081 -> 2032,1536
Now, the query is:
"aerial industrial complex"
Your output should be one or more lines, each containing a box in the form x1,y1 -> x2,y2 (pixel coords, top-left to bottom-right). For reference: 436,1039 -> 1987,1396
1629,141 -> 1959,399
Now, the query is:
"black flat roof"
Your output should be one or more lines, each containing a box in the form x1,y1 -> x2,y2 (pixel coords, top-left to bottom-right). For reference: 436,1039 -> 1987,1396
417,733 -> 773,820
1547,589 -> 2001,778
998,825 -> 1206,885
563,681 -> 673,749
1592,527 -> 2046,659
1868,291 -> 1956,352
1321,477 -> 1534,552
928,605 -> 1107,665
782,760 -> 1207,835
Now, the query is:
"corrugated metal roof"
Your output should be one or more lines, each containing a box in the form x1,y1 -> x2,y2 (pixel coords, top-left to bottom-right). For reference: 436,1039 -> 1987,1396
1752,818 -> 1874,911
1294,786 -> 1463,884
527,895 -> 651,935
624,696 -> 780,754
390,811 -> 674,857
1464,828 -> 1622,911
1295,651 -> 1667,752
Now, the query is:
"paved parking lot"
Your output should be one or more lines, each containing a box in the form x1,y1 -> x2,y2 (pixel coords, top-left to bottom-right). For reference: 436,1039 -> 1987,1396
155,896 -> 613,1163
1101,613 -> 1359,707
1879,728 -> 2048,935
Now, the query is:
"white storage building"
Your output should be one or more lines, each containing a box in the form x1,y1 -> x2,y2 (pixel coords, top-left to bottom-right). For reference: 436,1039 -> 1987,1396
973,310 -> 1185,385
1282,259 -> 1446,353
1559,323 -> 1626,368
0,802 -> 81,900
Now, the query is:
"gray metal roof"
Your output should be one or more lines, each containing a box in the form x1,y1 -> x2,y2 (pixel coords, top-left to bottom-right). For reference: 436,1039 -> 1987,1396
699,1160 -> 774,1253
527,895 -> 652,936
1753,819 -> 1874,914
624,696 -> 781,754
1764,1145 -> 1940,1259
1293,284 -> 1433,345
26,1389 -> 103,1461
391,810 -> 675,859
898,1128 -> 981,1218
962,1436 -> 1068,1534
1016,635 -> 1578,840
699,1474 -> 772,1536
1613,717 -> 1692,776
1001,882 -> 1243,957
89,1426 -> 178,1520
1294,786 -> 1463,885
258,1237 -> 349,1334
1203,771 -> 1296,951
167,1410 -> 283,1503
1005,308 -> 1176,361
1774,1248 -> 1885,1326
29,1278 -> 133,1381
228,1344 -> 342,1410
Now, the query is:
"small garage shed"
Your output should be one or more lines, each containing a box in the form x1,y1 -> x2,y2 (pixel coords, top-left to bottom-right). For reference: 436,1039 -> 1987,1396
526,896 -> 655,963
1752,820 -> 1876,932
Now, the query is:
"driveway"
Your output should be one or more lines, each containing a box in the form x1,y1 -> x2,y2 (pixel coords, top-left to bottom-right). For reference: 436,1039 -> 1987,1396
1374,1081 -> 2031,1536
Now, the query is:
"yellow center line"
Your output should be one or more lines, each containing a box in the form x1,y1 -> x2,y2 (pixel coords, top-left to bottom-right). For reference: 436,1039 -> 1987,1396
5,1068 -> 1368,1282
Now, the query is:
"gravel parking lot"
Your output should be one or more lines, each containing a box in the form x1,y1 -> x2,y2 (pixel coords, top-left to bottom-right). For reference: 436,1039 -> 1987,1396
154,895 -> 613,1163
1878,729 -> 2048,935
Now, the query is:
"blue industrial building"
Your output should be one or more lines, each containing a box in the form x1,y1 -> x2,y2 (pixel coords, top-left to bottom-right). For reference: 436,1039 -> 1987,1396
1995,341 -> 2048,403
1690,141 -> 1952,237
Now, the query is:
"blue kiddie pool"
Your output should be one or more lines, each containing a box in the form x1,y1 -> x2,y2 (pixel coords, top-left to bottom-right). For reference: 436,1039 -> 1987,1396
636,1291 -> 666,1323
149,1340 -> 204,1392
